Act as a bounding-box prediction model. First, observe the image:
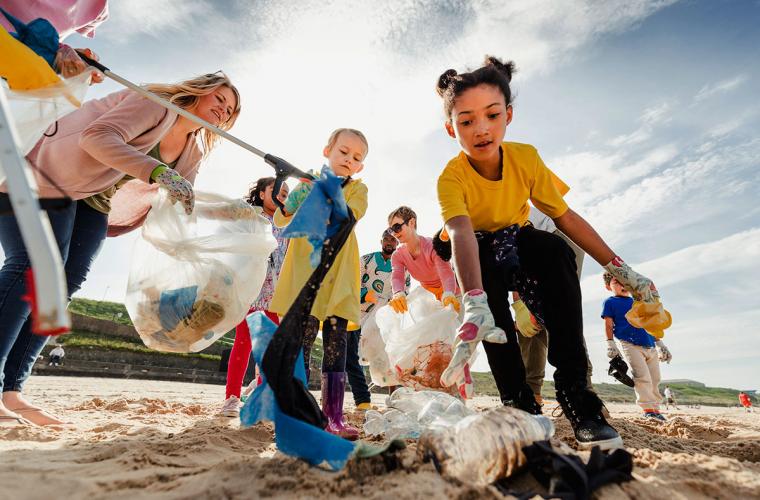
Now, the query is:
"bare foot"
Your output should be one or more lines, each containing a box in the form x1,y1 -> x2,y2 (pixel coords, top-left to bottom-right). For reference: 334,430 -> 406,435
0,402 -> 30,427
2,391 -> 70,426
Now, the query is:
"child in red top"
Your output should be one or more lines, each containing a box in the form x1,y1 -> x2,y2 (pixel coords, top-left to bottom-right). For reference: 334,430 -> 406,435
739,392 -> 753,412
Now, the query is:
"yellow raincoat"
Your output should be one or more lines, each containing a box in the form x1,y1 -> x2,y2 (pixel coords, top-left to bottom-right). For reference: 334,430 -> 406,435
269,179 -> 367,329
0,26 -> 60,90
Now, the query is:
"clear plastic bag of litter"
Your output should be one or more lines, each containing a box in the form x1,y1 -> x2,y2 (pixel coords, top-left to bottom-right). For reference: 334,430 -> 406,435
358,307 -> 400,387
126,190 -> 277,353
3,71 -> 91,155
375,287 -> 460,392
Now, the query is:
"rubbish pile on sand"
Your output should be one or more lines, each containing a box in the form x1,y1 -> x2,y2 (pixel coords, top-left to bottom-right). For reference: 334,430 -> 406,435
1,376 -> 758,499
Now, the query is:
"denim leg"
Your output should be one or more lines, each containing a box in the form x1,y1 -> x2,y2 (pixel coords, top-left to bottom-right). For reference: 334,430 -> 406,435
64,201 -> 109,297
345,330 -> 371,405
0,202 -> 77,392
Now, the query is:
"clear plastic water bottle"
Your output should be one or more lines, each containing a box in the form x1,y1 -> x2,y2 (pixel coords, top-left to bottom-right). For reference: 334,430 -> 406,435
363,410 -> 387,436
387,387 -> 474,426
417,406 -> 555,486
384,408 -> 421,440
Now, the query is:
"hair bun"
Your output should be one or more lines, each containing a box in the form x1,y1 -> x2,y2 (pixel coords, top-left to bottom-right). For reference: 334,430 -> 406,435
484,56 -> 516,83
436,69 -> 458,96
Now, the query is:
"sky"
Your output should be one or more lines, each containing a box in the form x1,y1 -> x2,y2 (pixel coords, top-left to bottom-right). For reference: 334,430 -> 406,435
25,0 -> 760,389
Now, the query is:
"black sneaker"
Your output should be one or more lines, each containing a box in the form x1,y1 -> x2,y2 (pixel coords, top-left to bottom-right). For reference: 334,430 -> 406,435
501,386 -> 542,415
555,384 -> 623,450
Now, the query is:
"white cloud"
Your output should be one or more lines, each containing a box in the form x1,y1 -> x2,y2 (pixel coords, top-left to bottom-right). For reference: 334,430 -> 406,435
104,0 -> 217,41
580,227 -> 760,303
694,74 -> 748,102
607,101 -> 674,147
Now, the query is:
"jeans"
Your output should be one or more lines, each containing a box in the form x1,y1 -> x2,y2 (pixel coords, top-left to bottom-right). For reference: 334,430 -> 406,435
0,201 -> 108,392
479,225 -> 591,400
346,329 -> 371,405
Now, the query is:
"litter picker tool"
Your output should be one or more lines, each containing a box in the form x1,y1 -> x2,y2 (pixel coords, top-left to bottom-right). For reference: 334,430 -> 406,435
76,52 -> 312,206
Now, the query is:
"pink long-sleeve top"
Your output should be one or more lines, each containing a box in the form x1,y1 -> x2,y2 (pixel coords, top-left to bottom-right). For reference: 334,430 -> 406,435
0,89 -> 203,236
391,235 -> 457,295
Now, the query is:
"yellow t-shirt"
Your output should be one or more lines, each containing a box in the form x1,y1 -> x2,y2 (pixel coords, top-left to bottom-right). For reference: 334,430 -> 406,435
269,179 -> 367,329
437,142 -> 569,232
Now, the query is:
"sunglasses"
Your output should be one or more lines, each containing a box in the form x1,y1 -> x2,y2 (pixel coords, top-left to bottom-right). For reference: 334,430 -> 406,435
388,220 -> 408,234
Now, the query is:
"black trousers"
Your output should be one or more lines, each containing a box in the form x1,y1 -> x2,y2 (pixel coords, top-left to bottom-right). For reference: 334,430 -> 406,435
479,225 -> 589,399
345,330 -> 371,405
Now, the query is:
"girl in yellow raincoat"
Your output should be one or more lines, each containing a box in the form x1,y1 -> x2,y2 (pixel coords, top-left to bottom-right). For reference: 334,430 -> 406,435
269,128 -> 368,440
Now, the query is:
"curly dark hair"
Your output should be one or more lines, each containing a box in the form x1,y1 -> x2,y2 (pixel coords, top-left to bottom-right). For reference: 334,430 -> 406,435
436,55 -> 516,118
245,177 -> 276,207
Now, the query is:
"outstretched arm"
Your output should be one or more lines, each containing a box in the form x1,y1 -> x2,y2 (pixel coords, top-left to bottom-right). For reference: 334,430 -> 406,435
445,216 -> 482,292
553,208 -> 615,266
555,207 -> 661,304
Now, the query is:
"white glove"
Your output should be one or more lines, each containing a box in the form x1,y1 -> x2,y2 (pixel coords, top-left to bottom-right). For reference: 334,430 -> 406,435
604,256 -> 659,303
656,340 -> 672,363
151,165 -> 194,215
606,339 -> 621,359
440,290 -> 507,399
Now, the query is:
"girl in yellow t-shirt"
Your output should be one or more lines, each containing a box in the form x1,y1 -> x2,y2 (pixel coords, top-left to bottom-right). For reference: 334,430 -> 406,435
434,55 -> 665,451
269,128 -> 368,440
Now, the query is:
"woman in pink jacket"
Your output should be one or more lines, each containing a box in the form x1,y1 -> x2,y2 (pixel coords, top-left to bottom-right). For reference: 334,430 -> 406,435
0,73 -> 240,426
386,205 -> 461,314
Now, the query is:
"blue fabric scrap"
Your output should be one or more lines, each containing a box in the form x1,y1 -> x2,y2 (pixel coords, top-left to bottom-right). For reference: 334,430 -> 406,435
240,311 -> 356,470
1,8 -> 60,68
282,166 -> 350,268
158,286 -> 198,331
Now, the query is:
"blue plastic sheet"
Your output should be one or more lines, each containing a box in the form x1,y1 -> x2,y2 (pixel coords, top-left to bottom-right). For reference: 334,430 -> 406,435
1,8 -> 59,68
282,166 -> 349,268
240,312 -> 356,470
157,286 -> 198,331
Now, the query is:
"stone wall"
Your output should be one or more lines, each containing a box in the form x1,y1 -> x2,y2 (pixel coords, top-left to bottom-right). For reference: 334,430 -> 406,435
70,312 -> 227,355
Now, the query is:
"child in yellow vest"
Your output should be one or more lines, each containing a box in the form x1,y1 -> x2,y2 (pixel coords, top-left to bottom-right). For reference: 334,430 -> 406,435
269,128 -> 368,440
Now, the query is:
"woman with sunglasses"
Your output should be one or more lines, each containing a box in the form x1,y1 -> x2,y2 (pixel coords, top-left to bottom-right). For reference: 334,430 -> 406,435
387,206 -> 460,314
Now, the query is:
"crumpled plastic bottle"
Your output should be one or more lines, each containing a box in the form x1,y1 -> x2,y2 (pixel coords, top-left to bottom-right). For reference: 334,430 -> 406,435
363,409 -> 387,436
387,387 -> 474,430
365,388 -> 473,440
417,406 -> 555,486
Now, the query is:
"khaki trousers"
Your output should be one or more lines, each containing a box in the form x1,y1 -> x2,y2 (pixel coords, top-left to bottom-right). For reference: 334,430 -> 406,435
619,340 -> 662,410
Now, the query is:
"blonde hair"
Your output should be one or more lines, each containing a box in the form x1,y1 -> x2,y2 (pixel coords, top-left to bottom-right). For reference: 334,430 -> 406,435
144,72 -> 241,157
388,206 -> 417,225
325,128 -> 369,155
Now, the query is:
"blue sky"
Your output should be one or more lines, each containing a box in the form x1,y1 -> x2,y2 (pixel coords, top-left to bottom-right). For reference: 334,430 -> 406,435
44,0 -> 760,389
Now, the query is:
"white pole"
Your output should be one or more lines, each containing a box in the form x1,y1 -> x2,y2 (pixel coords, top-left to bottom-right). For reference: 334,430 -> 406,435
0,86 -> 70,334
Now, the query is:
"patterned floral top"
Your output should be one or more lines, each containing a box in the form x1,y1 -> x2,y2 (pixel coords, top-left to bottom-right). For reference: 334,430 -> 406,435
252,211 -> 289,311
360,251 -> 410,318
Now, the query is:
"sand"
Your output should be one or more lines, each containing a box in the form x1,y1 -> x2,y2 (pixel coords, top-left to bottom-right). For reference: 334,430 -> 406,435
1,376 -> 759,500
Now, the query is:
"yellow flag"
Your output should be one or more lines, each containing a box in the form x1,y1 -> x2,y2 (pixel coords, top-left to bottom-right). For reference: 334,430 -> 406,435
0,26 -> 60,90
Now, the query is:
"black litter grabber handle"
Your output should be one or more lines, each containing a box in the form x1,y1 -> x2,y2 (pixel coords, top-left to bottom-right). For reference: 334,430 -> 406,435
265,154 -> 314,210
76,51 -> 109,73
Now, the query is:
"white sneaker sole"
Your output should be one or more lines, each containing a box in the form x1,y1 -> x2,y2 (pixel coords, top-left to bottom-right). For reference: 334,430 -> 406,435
577,435 -> 624,451
218,409 -> 240,418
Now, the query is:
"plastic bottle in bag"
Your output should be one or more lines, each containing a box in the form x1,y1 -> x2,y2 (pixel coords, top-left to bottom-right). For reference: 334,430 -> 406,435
418,406 -> 555,486
363,410 -> 387,436
362,407 -> 422,440
387,387 -> 473,430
